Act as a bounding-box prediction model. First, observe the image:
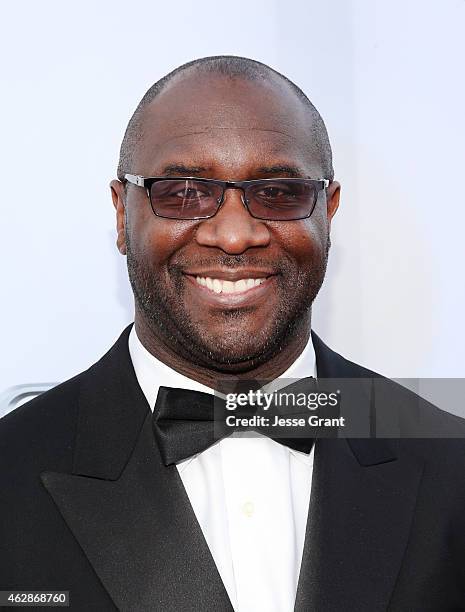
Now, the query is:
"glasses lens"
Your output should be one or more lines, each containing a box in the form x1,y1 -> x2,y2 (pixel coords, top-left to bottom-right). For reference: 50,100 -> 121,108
150,179 -> 222,219
246,180 -> 319,220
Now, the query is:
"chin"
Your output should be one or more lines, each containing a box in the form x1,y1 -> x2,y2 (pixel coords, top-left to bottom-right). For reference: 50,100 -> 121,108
190,326 -> 284,370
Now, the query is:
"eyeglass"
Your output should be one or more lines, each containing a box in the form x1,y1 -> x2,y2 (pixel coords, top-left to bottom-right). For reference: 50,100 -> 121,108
123,174 -> 330,221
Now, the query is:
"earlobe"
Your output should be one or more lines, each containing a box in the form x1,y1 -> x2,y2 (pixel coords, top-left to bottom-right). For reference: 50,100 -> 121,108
117,224 -> 127,256
110,180 -> 127,255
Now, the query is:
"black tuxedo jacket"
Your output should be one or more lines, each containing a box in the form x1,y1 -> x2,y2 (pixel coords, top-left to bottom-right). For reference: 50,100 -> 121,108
2,324 -> 465,611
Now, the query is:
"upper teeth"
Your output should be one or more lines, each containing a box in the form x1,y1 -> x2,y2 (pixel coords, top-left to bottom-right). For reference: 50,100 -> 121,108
195,276 -> 266,294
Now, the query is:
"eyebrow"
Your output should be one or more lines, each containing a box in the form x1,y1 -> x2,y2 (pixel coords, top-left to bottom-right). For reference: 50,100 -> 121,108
161,164 -> 208,176
255,165 -> 306,178
159,163 -> 307,178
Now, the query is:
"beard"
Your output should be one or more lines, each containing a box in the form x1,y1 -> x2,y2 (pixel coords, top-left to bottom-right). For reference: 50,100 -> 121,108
126,228 -> 330,373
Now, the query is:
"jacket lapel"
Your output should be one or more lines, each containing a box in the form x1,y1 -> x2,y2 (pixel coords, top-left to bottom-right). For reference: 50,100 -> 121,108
40,324 -> 424,611
294,332 -> 424,612
41,325 -> 233,612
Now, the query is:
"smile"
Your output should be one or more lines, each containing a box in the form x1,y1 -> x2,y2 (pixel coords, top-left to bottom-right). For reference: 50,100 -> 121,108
195,276 -> 266,294
183,271 -> 277,307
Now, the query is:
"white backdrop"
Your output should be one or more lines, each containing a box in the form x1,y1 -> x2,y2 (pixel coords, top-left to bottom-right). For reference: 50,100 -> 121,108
2,0 -> 464,396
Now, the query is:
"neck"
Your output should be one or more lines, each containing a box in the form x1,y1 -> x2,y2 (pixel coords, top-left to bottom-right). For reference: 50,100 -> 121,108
134,310 -> 312,391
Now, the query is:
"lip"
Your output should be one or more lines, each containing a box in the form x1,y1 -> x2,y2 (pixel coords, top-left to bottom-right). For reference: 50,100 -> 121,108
183,272 -> 278,307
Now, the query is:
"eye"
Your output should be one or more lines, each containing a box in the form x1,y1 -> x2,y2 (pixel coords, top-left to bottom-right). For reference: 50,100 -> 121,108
167,185 -> 211,200
152,180 -> 212,200
186,188 -> 210,199
254,183 -> 301,201
257,186 -> 295,199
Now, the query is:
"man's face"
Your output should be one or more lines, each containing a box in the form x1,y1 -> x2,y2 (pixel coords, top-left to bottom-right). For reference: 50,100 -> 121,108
112,72 -> 339,372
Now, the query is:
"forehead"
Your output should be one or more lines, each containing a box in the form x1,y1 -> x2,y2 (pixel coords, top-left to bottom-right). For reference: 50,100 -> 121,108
133,71 -> 323,177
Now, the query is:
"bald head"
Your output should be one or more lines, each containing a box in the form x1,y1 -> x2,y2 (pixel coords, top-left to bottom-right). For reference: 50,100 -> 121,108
117,55 -> 334,182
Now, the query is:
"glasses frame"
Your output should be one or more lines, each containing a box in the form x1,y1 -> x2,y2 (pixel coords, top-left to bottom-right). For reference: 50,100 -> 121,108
123,174 -> 330,221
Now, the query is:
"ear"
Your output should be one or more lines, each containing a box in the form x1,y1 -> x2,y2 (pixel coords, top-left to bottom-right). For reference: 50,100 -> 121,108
110,179 -> 127,255
326,181 -> 340,229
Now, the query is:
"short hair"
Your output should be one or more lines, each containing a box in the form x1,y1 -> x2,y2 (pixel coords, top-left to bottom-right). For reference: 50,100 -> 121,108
117,55 -> 334,181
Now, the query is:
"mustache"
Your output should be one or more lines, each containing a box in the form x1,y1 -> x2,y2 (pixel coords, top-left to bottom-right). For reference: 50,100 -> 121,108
169,254 -> 288,274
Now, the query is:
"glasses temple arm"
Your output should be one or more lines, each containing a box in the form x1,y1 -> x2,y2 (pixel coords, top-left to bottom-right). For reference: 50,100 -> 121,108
124,174 -> 145,187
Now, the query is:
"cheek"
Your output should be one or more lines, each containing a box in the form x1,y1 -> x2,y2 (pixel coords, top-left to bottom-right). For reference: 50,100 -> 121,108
273,216 -> 328,265
127,206 -> 194,266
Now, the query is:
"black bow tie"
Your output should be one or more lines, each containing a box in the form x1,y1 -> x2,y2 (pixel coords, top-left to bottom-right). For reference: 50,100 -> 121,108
152,378 -> 319,466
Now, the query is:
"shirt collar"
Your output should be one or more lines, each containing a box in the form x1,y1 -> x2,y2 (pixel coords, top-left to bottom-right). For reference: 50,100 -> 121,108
128,323 -> 317,412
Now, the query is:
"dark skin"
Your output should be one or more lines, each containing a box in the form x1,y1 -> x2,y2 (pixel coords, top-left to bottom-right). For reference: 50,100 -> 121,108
111,71 -> 340,390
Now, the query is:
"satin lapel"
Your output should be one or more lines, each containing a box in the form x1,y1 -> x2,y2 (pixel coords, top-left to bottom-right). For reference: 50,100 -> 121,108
42,413 -> 232,612
40,325 -> 233,612
294,437 -> 424,612
294,333 -> 425,612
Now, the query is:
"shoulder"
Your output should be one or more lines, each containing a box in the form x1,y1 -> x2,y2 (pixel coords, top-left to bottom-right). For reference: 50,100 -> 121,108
0,372 -> 85,478
313,331 -> 465,464
0,325 -> 133,460
0,325 -> 133,481
311,330 -> 384,380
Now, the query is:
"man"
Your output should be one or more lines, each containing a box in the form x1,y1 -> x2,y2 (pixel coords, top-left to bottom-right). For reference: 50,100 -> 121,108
1,56 -> 465,611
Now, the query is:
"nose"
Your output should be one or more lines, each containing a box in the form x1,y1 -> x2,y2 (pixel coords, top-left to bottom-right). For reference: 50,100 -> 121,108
194,187 -> 271,254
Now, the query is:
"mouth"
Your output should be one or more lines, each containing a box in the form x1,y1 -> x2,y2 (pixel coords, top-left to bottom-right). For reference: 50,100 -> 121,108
183,270 -> 278,306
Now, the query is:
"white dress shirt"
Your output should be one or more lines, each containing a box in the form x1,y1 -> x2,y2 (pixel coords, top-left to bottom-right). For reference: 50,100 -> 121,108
128,325 -> 316,612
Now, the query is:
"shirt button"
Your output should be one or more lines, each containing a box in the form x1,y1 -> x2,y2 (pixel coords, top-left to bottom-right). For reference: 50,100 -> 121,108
242,501 -> 255,517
